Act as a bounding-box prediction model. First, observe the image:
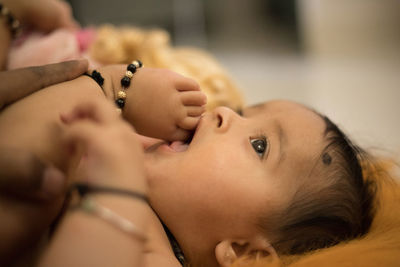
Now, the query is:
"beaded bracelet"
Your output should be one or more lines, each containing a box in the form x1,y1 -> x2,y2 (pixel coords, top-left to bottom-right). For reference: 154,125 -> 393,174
115,60 -> 143,111
83,70 -> 105,90
0,2 -> 22,38
69,183 -> 148,242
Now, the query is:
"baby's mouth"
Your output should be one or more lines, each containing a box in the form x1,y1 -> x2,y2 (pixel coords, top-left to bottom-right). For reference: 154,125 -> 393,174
168,131 -> 193,152
167,131 -> 193,152
168,141 -> 189,152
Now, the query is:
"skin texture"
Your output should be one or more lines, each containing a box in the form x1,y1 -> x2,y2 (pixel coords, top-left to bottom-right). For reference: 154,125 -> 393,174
0,64 -> 205,266
0,60 -> 89,109
0,1 -> 83,264
0,1 -> 196,265
100,65 -> 207,141
0,59 -> 88,199
144,100 -> 329,266
0,0 -> 87,199
39,100 -> 189,267
40,100 -> 149,267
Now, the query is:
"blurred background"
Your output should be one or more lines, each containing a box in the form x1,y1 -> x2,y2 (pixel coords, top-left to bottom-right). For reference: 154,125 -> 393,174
67,0 -> 400,155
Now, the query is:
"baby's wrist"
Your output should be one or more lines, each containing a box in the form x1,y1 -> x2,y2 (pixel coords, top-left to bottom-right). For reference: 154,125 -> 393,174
95,62 -> 143,114
90,65 -> 120,102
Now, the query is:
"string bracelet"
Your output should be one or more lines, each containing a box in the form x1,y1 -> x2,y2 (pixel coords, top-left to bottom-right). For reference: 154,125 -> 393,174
0,2 -> 22,38
69,183 -> 148,242
115,60 -> 143,111
71,183 -> 149,204
83,70 -> 104,91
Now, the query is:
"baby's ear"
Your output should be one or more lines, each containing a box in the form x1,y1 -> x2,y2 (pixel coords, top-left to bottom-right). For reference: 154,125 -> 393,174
214,236 -> 277,267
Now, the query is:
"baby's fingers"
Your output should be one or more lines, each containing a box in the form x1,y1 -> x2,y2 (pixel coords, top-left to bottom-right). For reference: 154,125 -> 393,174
186,105 -> 206,117
62,121 -> 100,156
170,128 -> 191,142
179,116 -> 201,131
181,91 -> 207,106
176,76 -> 200,92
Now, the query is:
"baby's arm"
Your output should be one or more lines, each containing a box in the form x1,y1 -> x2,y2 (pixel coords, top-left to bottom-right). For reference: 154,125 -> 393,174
98,65 -> 207,141
41,101 -> 180,267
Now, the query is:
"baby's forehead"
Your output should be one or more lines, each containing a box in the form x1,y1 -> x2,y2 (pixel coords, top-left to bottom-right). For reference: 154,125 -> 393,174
243,100 -> 315,118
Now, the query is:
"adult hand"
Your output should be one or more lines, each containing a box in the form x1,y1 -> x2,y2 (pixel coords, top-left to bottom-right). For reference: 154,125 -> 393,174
1,0 -> 79,32
0,59 -> 88,110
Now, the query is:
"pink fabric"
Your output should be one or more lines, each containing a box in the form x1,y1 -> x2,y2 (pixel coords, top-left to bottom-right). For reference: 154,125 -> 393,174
7,28 -> 97,70
76,28 -> 96,52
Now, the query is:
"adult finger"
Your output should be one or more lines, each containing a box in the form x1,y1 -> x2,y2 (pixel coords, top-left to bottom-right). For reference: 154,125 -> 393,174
0,147 -> 66,200
0,59 -> 88,109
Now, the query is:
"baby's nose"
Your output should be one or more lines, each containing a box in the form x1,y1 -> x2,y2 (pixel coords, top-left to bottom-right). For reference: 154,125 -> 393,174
212,106 -> 237,132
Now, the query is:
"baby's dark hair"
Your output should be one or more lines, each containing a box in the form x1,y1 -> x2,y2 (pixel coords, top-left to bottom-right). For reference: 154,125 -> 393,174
259,114 -> 376,255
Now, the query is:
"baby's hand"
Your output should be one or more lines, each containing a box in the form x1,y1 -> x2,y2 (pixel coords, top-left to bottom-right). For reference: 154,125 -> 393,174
123,68 -> 207,141
61,100 -> 146,192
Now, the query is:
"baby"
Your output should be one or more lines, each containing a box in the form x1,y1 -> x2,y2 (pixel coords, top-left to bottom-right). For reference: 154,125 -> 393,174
0,62 -> 206,172
0,64 -> 375,267
0,62 -> 206,265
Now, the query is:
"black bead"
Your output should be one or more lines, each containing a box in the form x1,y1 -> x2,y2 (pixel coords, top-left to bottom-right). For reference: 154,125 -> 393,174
91,70 -> 104,86
7,15 -> 14,25
121,76 -> 131,87
137,60 -> 143,67
115,98 -> 125,108
127,64 -> 136,73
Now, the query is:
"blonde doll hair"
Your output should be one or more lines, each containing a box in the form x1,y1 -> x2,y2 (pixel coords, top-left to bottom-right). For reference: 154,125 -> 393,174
89,24 -> 245,111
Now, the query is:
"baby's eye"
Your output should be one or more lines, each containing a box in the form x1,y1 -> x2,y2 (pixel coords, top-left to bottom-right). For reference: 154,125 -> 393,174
250,137 -> 268,159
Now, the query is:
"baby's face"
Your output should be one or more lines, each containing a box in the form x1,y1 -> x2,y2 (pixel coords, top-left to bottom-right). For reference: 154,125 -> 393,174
144,100 -> 328,249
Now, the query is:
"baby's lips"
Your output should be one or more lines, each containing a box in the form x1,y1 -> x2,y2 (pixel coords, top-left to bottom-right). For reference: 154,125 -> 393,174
169,141 -> 189,152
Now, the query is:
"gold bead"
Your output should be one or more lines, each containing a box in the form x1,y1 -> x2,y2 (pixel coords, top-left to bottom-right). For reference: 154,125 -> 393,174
125,71 -> 133,79
12,20 -> 20,29
117,90 -> 127,99
132,61 -> 140,68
